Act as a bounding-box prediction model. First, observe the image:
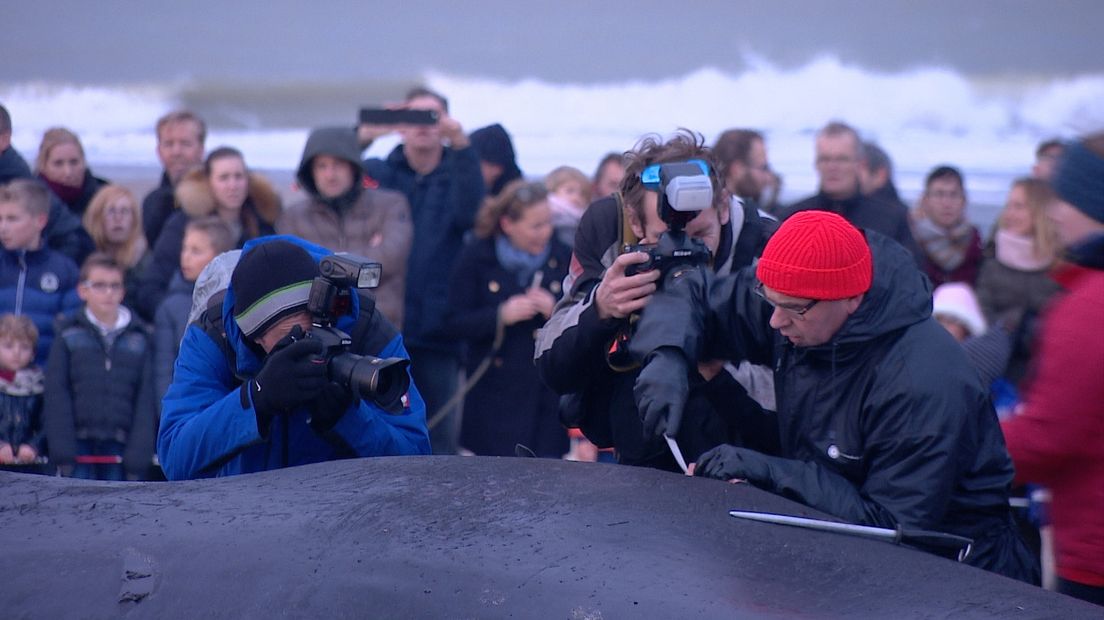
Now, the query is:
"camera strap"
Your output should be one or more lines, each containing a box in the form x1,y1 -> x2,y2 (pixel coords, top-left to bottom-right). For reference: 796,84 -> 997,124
613,191 -> 640,254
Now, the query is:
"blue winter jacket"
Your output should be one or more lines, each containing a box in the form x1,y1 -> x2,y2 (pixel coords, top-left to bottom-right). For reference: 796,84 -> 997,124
0,245 -> 81,364
157,236 -> 431,480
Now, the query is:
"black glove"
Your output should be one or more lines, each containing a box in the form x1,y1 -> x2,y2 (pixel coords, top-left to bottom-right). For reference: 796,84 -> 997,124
694,445 -> 769,482
308,381 -> 355,434
249,335 -> 328,425
634,347 -> 689,438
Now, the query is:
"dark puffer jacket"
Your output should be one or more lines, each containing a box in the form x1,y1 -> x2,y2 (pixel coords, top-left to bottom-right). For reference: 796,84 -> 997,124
630,231 -> 1037,583
0,246 -> 81,364
43,310 -> 157,478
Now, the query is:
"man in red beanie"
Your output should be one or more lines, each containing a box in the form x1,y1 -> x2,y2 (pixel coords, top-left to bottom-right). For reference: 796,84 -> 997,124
629,210 -> 1038,583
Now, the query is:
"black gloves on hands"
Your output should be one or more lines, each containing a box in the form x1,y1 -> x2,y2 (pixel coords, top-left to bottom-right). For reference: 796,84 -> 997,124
694,445 -> 769,482
308,381 -> 355,433
634,347 -> 690,438
250,329 -> 328,427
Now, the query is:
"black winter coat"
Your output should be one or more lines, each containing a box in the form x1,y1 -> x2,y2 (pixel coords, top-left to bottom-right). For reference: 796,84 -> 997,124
43,310 -> 157,477
142,172 -> 175,247
443,236 -> 570,457
782,190 -> 922,262
363,145 -> 485,353
630,231 -> 1037,583
535,197 -> 778,470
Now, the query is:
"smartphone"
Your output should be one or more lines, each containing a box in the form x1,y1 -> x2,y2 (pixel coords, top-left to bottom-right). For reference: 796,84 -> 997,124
358,108 -> 439,126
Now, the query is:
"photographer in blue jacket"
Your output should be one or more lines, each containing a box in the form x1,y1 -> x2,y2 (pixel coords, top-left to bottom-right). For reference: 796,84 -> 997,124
158,236 -> 429,480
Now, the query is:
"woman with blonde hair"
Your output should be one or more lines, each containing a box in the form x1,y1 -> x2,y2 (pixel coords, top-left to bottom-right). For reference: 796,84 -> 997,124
976,177 -> 1064,384
443,180 -> 571,458
35,127 -> 108,217
83,185 -> 149,312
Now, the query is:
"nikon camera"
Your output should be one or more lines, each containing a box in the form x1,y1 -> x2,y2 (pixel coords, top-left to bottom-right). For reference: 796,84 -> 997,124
623,160 -> 714,282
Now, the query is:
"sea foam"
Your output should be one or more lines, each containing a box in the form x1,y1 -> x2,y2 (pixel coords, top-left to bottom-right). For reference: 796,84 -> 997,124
5,55 -> 1103,216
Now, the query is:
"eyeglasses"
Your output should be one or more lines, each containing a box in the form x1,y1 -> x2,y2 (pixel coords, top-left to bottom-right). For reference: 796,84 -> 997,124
755,281 -> 818,318
82,281 -> 124,293
815,155 -> 855,167
926,189 -> 964,201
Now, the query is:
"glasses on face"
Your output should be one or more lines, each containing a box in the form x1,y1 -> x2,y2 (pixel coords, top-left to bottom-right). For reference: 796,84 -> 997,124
83,281 -> 124,293
755,281 -> 818,318
104,206 -> 133,219
815,155 -> 854,167
926,189 -> 964,201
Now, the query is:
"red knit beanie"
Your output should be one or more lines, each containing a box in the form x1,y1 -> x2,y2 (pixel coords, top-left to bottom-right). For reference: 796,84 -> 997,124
756,211 -> 872,300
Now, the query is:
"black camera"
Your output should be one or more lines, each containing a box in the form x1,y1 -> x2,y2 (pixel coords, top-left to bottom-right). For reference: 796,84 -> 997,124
623,160 -> 714,280
306,253 -> 410,411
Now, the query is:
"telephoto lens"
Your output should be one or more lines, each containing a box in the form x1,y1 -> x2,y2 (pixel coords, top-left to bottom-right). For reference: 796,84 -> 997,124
327,352 -> 410,411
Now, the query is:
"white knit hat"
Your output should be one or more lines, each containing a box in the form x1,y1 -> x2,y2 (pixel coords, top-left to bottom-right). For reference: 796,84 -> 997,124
932,282 -> 988,337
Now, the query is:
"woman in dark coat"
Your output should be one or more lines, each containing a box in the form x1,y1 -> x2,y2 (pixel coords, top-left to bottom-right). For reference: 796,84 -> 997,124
444,180 -> 570,458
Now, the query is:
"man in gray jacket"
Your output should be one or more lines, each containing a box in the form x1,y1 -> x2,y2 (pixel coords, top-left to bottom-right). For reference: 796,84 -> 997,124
277,127 -> 412,329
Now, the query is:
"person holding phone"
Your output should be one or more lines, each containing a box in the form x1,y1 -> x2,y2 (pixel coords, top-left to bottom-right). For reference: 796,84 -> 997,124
358,86 -> 485,456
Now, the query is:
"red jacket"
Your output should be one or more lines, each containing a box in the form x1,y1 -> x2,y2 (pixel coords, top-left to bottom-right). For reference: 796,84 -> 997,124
1001,261 -> 1104,587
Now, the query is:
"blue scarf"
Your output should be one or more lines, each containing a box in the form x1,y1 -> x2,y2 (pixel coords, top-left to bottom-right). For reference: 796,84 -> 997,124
495,235 -> 550,287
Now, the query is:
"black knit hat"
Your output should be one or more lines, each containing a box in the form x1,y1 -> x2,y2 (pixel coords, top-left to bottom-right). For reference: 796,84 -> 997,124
231,240 -> 319,339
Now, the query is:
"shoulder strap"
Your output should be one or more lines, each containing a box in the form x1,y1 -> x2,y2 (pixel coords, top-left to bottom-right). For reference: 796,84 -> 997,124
194,289 -> 241,384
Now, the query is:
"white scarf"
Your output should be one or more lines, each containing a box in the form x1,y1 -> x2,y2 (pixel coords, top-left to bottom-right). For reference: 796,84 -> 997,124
995,229 -> 1052,272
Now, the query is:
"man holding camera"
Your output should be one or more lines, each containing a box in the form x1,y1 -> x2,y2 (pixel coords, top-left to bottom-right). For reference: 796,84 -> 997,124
535,130 -> 776,472
157,238 -> 430,480
628,210 -> 1037,582
358,87 -> 484,456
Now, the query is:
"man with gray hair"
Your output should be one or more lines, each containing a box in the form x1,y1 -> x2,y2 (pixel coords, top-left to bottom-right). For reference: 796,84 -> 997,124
782,121 -> 920,260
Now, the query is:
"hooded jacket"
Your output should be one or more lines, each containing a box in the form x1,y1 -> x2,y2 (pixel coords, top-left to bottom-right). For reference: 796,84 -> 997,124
133,168 -> 281,322
278,127 -> 412,328
469,123 -> 523,197
630,231 -> 1036,582
157,236 -> 430,480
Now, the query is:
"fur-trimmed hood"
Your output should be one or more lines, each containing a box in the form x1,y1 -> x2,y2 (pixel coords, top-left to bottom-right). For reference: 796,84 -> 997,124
174,167 -> 282,226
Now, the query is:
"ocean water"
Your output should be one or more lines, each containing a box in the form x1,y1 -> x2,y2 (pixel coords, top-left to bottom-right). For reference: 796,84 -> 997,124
4,56 -> 1103,231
